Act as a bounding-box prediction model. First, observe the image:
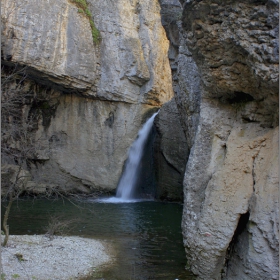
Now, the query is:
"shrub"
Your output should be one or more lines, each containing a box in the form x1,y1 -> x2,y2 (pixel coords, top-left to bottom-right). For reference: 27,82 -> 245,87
72,0 -> 87,10
15,253 -> 24,261
71,0 -> 101,44
90,20 -> 101,44
84,8 -> 92,17
44,215 -> 78,240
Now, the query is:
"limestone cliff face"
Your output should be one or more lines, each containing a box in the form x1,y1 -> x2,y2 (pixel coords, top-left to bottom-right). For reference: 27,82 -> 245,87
1,0 -> 279,278
1,0 -> 173,193
162,0 -> 279,279
158,0 -> 278,278
91,0 -> 173,105
1,0 -> 98,92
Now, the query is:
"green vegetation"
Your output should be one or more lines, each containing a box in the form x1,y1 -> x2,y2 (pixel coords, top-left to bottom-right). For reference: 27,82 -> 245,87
72,0 -> 87,10
15,253 -> 25,262
71,0 -> 101,44
85,8 -> 91,17
89,20 -> 101,44
1,273 -> 6,280
12,275 -> 20,279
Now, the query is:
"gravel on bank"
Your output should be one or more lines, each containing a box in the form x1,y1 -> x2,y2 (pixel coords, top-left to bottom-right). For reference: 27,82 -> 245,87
1,235 -> 112,280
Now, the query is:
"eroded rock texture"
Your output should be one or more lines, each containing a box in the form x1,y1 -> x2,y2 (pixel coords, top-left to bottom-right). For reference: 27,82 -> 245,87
1,0 -> 173,194
1,0 -> 279,278
158,0 -> 278,278
154,98 -> 189,201
177,0 -> 279,279
154,0 -> 196,202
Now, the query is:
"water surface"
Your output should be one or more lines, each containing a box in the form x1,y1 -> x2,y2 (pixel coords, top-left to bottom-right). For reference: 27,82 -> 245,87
2,198 -> 195,280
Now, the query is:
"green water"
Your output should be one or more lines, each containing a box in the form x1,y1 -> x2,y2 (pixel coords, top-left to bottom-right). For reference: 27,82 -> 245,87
1,198 -> 195,280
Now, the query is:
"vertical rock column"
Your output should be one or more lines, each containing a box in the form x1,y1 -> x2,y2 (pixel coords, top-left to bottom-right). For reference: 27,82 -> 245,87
179,0 -> 279,279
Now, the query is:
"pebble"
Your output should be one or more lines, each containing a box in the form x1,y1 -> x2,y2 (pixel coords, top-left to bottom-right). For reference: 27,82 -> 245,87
1,235 -> 112,280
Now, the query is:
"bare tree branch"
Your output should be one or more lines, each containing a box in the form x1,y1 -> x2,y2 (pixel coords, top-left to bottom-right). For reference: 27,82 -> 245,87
1,64 -> 95,246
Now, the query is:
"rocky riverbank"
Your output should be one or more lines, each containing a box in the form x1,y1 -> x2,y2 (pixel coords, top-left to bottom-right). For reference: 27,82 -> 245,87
1,235 -> 113,280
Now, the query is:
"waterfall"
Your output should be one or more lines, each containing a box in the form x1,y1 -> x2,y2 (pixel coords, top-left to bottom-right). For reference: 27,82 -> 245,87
115,112 -> 158,200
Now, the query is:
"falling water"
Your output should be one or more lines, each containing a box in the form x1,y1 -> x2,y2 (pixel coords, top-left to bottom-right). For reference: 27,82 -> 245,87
115,112 -> 158,200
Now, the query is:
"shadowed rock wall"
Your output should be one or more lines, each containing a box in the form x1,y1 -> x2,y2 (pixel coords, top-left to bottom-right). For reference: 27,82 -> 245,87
154,98 -> 189,201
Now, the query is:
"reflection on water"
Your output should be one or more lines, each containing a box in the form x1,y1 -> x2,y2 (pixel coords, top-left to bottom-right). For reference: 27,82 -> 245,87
96,197 -> 153,203
1,198 -> 195,280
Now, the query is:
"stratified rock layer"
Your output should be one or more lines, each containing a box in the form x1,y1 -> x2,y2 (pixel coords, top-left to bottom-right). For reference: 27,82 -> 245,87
1,0 -> 98,92
1,0 -> 279,278
91,0 -> 173,105
1,0 -> 173,193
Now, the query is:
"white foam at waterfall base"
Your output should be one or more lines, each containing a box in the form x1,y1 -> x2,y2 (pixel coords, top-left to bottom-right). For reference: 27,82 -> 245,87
115,112 -> 158,200
95,112 -> 158,203
97,197 -> 152,203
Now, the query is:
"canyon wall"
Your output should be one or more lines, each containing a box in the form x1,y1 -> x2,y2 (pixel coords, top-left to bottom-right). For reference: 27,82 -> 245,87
1,0 -> 279,278
159,0 -> 279,279
1,0 -> 173,194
